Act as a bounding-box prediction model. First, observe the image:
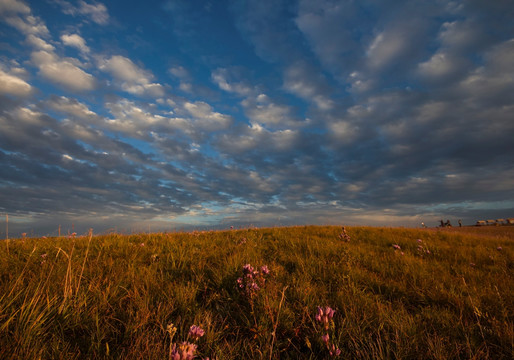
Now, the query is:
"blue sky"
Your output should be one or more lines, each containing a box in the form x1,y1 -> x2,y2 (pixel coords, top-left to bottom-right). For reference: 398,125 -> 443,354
1,0 -> 514,235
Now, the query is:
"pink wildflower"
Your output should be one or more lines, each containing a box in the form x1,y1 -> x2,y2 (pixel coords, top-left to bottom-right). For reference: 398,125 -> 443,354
392,244 -> 401,250
188,325 -> 205,341
171,342 -> 197,360
260,265 -> 270,275
242,264 -> 254,274
329,344 -> 341,357
321,333 -> 330,344
316,306 -> 335,326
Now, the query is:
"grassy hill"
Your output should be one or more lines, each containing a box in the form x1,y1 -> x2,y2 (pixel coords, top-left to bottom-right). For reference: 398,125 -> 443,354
0,226 -> 512,359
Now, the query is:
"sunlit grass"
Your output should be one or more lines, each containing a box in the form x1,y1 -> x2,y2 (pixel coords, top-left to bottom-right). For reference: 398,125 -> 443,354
0,225 -> 512,359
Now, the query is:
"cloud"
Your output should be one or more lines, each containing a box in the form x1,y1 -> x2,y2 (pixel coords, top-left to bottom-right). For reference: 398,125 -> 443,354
241,94 -> 303,129
211,67 -> 253,97
99,55 -> 164,97
182,101 -> 232,131
99,55 -> 152,83
438,20 -> 485,50
283,61 -> 333,110
26,34 -> 55,51
0,67 -> 32,96
457,38 -> 514,106
417,52 -> 468,80
31,50 -> 95,91
230,0 -> 305,63
45,95 -> 99,121
0,0 -> 30,14
104,99 -> 168,135
77,1 -> 109,24
58,0 -> 109,25
4,14 -> 49,36
168,65 -> 190,80
216,122 -> 299,155
366,29 -> 408,70
295,0 -> 366,79
61,33 -> 90,53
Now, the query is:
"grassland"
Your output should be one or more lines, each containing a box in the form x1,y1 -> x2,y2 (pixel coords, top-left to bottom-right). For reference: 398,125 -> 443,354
0,225 -> 512,359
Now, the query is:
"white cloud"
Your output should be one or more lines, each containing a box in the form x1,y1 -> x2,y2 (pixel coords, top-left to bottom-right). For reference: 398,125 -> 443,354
484,38 -> 514,75
328,120 -> 358,145
418,52 -> 461,78
12,106 -> 45,126
5,14 -> 49,36
367,30 -> 407,70
31,50 -> 95,91
438,21 -> 482,50
46,96 -> 98,121
0,0 -> 30,14
0,68 -> 32,96
242,95 -> 297,128
216,122 -> 299,154
59,0 -> 109,25
99,55 -> 164,97
121,83 -> 165,97
99,55 -> 152,83
183,101 -> 232,131
211,68 -> 252,96
26,34 -> 55,51
347,71 -> 374,93
104,99 -> 169,136
179,82 -> 192,93
169,66 -> 189,79
61,33 -> 90,53
283,62 -> 333,110
295,0 -> 357,75
78,1 -> 109,24
458,39 -> 514,99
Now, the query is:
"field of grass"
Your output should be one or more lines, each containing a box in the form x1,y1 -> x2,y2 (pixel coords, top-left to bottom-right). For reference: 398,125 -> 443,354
0,225 -> 512,359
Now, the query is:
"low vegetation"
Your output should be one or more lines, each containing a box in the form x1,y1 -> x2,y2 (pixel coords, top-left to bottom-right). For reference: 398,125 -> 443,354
0,225 -> 512,359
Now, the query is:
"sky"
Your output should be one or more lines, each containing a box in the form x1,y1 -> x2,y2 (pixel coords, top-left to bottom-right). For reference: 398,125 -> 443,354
1,0 -> 514,236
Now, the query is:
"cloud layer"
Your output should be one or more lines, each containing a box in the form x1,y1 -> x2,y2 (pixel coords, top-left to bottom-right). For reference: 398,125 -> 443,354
1,0 -> 513,235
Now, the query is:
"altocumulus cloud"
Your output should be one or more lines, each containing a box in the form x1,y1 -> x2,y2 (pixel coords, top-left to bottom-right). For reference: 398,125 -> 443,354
0,0 -> 513,236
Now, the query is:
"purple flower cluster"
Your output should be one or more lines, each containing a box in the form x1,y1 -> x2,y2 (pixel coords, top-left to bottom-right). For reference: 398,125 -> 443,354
392,244 -> 404,255
316,306 -> 335,330
338,226 -> 351,242
171,342 -> 197,360
237,264 -> 270,298
168,324 -> 205,360
189,325 -> 205,340
315,306 -> 341,357
415,239 -> 431,256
